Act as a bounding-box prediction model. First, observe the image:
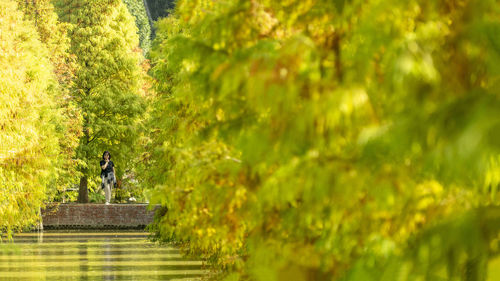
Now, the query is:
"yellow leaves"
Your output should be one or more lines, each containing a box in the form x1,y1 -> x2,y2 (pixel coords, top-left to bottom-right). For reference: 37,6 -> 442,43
195,224 -> 216,238
485,155 -> 500,199
207,227 -> 216,237
181,59 -> 197,73
339,87 -> 369,115
213,41 -> 226,50
216,108 -> 225,121
228,186 -> 247,212
0,0 -> 73,233
415,180 -> 444,200
357,123 -> 390,145
251,2 -> 278,37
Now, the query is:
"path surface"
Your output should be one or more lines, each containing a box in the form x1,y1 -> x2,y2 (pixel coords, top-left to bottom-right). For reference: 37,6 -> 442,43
0,230 -> 207,280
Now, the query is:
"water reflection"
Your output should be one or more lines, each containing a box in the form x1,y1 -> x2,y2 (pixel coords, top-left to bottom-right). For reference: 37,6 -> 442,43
78,240 -> 89,281
0,230 -> 206,280
103,237 -> 114,281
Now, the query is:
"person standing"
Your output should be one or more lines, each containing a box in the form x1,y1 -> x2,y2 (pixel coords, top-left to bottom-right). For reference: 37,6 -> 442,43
100,151 -> 116,205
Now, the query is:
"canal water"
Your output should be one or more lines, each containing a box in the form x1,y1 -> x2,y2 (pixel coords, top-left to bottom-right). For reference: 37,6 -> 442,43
0,230 -> 207,280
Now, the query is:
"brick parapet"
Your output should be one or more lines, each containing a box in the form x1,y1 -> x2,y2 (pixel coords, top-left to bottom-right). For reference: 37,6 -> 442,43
42,203 -> 161,229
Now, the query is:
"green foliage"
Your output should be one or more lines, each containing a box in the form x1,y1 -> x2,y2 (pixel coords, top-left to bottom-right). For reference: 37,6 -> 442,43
53,0 -> 148,183
123,0 -> 152,55
121,172 -> 149,202
145,0 -> 500,280
0,0 -> 75,236
344,206 -> 500,281
89,190 -> 106,203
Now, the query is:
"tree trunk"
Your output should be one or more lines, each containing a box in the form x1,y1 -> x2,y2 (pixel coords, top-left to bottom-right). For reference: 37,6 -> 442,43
78,176 -> 89,203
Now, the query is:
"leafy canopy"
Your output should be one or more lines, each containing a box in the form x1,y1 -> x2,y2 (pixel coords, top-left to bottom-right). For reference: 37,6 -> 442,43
53,0 -> 147,180
146,0 -> 500,280
0,0 -> 77,236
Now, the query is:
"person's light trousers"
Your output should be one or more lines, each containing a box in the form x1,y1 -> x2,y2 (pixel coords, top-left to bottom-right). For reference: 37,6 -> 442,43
101,172 -> 115,204
103,181 -> 112,203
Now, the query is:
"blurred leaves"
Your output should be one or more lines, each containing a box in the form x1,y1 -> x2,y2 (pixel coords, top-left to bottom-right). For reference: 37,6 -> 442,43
122,0 -> 500,280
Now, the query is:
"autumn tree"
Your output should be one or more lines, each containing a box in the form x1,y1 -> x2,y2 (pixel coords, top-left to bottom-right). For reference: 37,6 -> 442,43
145,0 -> 500,280
53,0 -> 147,202
16,0 -> 82,200
0,0 -> 74,236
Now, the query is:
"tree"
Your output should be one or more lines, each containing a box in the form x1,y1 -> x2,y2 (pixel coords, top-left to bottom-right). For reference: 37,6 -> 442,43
123,0 -> 152,55
145,0 -> 500,280
16,0 -> 82,201
0,0 -> 72,236
53,0 -> 147,203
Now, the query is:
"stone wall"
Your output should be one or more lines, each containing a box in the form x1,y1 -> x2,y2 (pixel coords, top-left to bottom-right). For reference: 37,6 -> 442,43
42,204 -> 161,229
